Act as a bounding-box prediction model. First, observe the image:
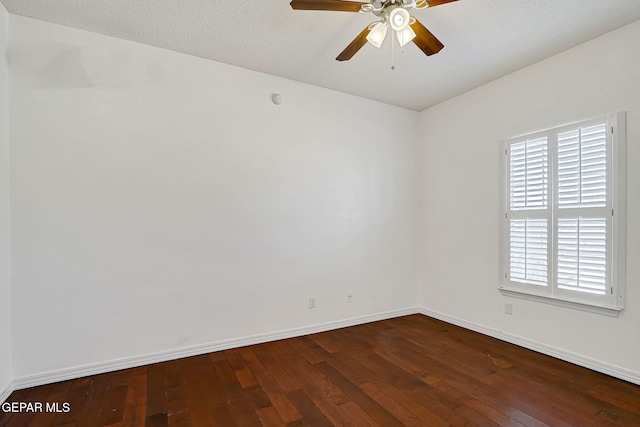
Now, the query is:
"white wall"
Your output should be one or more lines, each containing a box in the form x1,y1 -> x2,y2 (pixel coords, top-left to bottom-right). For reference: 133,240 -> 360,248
418,20 -> 640,379
0,2 -> 13,401
9,16 -> 419,379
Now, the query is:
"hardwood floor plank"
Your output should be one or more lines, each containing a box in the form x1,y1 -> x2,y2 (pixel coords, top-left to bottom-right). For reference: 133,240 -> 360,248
50,377 -> 93,426
491,371 -> 621,427
224,349 -> 259,389
287,337 -> 325,365
239,349 -> 303,424
2,314 -> 639,426
222,382 -> 263,427
252,345 -> 300,394
313,361 -> 404,426
165,362 -> 191,427
145,363 -> 168,421
359,382 -> 429,427
97,372 -> 130,426
454,403 -> 503,427
145,411 -> 169,427
299,334 -> 453,425
269,341 -> 359,426
286,390 -> 333,427
505,363 -> 640,426
477,381 -> 576,427
166,408 -> 191,427
435,376 -> 549,427
588,381 -> 640,408
74,373 -> 111,427
335,401 -> 379,427
273,341 -> 349,406
586,387 -> 640,415
322,338 -> 451,424
481,373 -> 610,427
255,405 -> 286,427
422,375 -> 519,427
177,356 -> 220,426
266,393 -> 303,425
120,374 -> 147,427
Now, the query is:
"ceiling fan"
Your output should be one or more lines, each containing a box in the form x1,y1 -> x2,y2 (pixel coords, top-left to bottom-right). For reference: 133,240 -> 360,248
290,0 -> 458,61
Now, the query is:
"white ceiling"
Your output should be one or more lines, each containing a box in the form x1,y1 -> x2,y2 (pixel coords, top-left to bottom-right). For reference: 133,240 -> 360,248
2,0 -> 640,111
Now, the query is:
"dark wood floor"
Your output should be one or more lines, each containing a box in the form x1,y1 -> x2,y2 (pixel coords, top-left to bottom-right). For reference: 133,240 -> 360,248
2,315 -> 639,426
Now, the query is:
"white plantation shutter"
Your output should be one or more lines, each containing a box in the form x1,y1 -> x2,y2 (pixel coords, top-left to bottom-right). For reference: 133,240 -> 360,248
509,138 -> 548,210
555,121 -> 609,297
502,113 -> 625,310
507,136 -> 549,288
509,219 -> 547,285
557,124 -> 607,209
557,218 -> 607,295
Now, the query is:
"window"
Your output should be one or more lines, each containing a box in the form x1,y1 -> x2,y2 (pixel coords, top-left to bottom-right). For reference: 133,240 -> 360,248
500,113 -> 626,315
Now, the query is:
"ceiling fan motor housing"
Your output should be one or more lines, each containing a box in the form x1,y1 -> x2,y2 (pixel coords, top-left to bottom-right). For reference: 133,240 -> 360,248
365,0 -> 426,17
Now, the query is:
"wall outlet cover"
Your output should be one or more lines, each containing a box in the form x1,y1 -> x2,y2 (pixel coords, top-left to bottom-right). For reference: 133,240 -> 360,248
505,302 -> 513,315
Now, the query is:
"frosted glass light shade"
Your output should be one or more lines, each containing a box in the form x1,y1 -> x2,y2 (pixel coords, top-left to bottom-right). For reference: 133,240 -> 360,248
366,22 -> 388,48
389,8 -> 410,31
396,25 -> 416,47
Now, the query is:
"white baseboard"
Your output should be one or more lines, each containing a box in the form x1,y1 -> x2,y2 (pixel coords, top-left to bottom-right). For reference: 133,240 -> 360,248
14,306 -> 638,391
417,307 -> 640,386
0,380 -> 13,405
14,307 -> 420,390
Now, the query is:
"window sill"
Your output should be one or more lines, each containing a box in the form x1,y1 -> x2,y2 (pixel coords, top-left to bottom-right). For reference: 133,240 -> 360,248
498,287 -> 623,317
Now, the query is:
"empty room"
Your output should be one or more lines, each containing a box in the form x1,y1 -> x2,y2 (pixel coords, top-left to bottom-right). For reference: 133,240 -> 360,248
0,0 -> 639,426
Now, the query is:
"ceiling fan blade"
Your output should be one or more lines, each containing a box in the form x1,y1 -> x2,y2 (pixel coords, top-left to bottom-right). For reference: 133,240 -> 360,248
426,0 -> 458,6
410,19 -> 444,56
290,0 -> 367,12
336,26 -> 371,61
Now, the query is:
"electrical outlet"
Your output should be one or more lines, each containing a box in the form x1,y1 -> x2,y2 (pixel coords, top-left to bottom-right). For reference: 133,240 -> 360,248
309,297 -> 316,309
505,302 -> 513,315
347,292 -> 353,303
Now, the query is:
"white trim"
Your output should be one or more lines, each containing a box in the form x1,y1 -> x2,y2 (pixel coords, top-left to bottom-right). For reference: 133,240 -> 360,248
13,307 -> 419,390
417,307 -> 640,386
611,112 -> 627,309
498,141 -> 507,289
498,287 -> 622,317
0,380 -> 13,404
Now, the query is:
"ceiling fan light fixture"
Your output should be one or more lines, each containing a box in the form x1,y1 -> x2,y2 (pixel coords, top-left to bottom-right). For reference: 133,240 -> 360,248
366,22 -> 388,48
389,8 -> 410,31
289,0 -> 454,62
396,25 -> 416,47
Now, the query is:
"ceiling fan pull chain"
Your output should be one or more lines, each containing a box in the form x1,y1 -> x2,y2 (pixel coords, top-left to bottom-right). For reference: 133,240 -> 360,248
391,33 -> 396,70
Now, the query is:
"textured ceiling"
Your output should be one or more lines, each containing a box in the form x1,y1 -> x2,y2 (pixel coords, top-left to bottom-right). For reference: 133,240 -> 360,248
2,0 -> 640,111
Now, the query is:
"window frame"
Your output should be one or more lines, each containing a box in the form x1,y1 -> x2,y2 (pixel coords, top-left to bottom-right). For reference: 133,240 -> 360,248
499,113 -> 626,316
